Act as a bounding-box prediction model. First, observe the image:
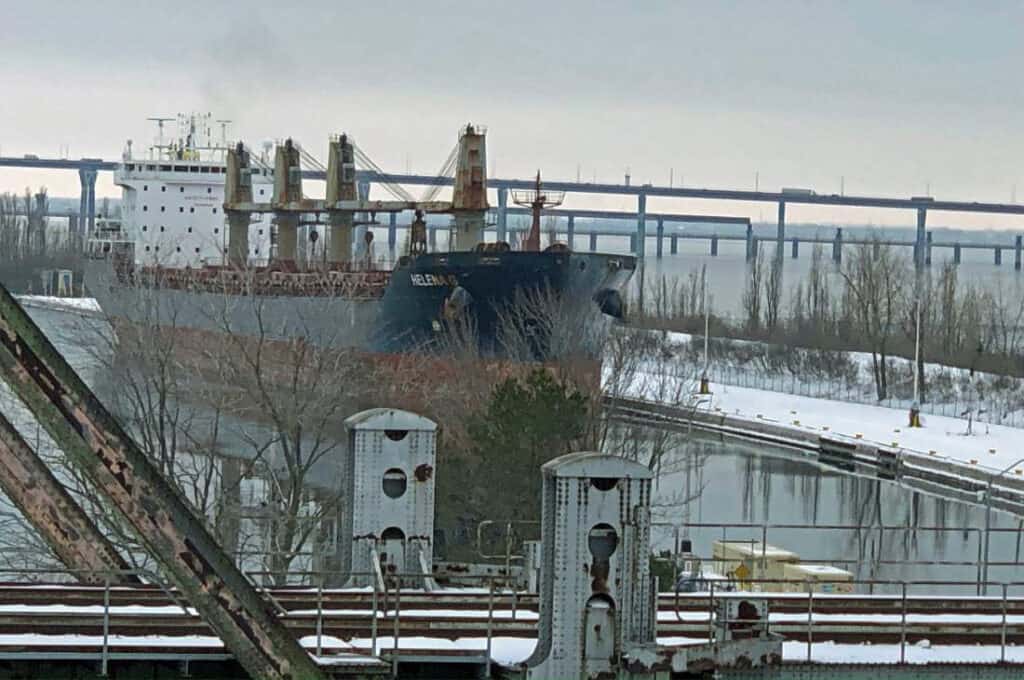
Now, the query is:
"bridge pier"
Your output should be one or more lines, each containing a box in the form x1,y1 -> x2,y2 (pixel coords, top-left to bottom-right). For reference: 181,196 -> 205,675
710,235 -> 717,256
355,180 -> 370,250
496,187 -> 508,243
745,223 -> 754,262
589,232 -> 597,252
388,212 -> 397,255
995,247 -> 1002,266
776,201 -> 786,262
833,228 -> 844,265
655,217 -> 664,258
77,167 -> 97,236
636,192 -> 647,258
915,208 -> 927,272
671,233 -> 679,254
1016,235 -> 1022,271
567,214 -> 575,249
791,238 -> 799,259
629,233 -> 637,254
925,231 -> 933,266
953,243 -> 962,265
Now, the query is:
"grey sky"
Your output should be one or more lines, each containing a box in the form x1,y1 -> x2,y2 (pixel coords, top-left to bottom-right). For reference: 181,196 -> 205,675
2,1 -> 1022,227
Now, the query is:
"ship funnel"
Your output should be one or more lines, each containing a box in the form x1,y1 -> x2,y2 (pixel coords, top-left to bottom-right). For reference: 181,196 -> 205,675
224,142 -> 252,268
326,134 -> 358,264
451,124 -> 488,251
272,139 -> 303,265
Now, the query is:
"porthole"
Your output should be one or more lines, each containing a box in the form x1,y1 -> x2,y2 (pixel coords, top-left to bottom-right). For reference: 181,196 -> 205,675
382,468 -> 407,499
588,523 -> 619,561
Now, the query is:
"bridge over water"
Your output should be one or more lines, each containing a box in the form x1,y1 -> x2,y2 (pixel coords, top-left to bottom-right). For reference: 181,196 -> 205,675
3,155 -> 1024,269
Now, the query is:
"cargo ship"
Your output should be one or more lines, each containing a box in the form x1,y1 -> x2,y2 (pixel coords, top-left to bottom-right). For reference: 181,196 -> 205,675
84,115 -> 635,360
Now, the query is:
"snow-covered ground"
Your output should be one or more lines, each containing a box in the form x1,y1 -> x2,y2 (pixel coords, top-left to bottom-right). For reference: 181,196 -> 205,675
659,330 -> 1024,429
710,382 -> 1024,478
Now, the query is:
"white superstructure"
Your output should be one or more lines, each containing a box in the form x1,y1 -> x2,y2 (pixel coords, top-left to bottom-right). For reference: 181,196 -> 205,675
114,114 -> 275,268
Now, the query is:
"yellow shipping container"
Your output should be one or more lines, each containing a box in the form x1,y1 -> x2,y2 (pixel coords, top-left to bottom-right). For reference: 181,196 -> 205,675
782,563 -> 854,594
712,540 -> 800,586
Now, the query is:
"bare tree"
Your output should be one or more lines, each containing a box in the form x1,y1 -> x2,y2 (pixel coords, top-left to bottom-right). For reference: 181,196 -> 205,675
840,241 -> 909,400
742,248 -> 764,334
764,248 -> 783,336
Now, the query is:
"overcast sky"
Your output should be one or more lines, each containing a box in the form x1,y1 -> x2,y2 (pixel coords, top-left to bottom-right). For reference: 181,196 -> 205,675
2,1 -> 1022,227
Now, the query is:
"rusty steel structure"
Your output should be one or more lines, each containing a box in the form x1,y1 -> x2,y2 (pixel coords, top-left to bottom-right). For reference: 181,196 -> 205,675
0,284 -> 327,680
0,411 -> 140,586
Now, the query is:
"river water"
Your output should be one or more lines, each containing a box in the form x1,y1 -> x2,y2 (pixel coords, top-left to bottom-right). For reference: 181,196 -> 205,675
6,304 -> 1022,595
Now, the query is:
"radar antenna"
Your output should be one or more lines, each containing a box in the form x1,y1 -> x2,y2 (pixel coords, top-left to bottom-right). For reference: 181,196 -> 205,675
512,171 -> 564,252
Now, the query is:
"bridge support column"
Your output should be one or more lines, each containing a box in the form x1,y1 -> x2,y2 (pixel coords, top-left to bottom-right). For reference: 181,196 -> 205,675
629,233 -> 637,253
833,228 -> 843,265
915,208 -> 927,272
636,192 -> 647,259
496,187 -> 508,243
926,231 -> 933,266
355,180 -> 370,251
953,243 -> 962,265
1016,235 -> 1022,271
567,214 -> 575,249
709,235 -> 717,256
655,218 -> 664,257
388,212 -> 397,255
745,223 -> 754,262
791,238 -> 799,259
77,167 -> 97,236
995,247 -> 1002,266
776,201 -> 786,262
589,232 -> 597,252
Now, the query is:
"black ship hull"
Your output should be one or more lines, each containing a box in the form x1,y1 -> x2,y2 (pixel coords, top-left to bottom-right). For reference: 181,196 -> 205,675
84,250 -> 636,361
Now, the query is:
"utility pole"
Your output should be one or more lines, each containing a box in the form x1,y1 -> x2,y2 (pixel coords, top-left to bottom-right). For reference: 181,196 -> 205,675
699,280 -> 711,394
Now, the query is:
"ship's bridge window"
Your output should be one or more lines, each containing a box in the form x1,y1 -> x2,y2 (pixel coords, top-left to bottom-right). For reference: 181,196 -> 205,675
180,186 -> 185,193
212,208 -> 218,214
142,205 -> 148,211
160,165 -> 171,171
214,228 -> 219,234
160,206 -> 165,212
207,187 -> 212,194
146,165 -> 155,171
141,225 -> 147,232
259,189 -> 265,196
179,207 -> 184,213
176,247 -> 181,252
195,248 -> 200,253
190,207 -> 195,213
145,246 -> 150,252
161,186 -> 166,192
187,227 -> 192,233
126,164 -> 135,171
160,226 -> 165,232
143,185 -> 148,191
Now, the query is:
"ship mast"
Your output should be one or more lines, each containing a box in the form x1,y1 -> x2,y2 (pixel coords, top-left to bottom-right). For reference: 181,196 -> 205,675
512,171 -> 564,251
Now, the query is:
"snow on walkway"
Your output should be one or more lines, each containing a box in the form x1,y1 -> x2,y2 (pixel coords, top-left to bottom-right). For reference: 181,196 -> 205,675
709,381 -> 1024,479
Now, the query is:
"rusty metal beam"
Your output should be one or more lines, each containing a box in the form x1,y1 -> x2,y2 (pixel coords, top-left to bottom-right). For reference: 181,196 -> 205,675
0,411 -> 140,586
0,285 -> 326,680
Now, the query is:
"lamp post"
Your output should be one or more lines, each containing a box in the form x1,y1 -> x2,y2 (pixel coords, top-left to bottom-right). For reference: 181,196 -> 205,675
981,457 -> 1024,595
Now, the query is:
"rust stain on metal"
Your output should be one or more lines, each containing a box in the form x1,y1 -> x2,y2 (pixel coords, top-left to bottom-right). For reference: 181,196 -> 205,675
0,412 -> 139,585
413,463 -> 433,482
0,287 -> 325,680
